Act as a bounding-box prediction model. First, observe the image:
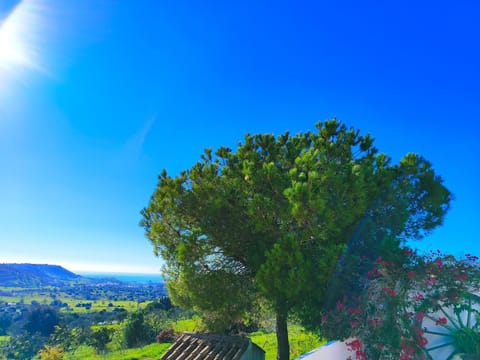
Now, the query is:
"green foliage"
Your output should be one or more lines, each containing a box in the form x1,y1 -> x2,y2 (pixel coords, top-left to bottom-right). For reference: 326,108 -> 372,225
141,119 -> 452,359
0,313 -> 12,336
24,305 -> 60,337
123,311 -> 155,348
107,322 -> 128,352
47,325 -> 78,352
454,326 -> 480,357
38,345 -> 65,360
0,285 -> 176,359
143,297 -> 173,312
88,327 -> 112,353
320,250 -> 480,359
3,332 -> 46,360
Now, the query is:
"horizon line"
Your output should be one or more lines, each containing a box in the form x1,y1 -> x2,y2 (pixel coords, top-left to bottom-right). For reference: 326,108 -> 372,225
0,261 -> 161,275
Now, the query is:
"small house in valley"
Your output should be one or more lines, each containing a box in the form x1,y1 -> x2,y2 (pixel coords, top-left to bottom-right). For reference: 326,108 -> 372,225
161,333 -> 265,360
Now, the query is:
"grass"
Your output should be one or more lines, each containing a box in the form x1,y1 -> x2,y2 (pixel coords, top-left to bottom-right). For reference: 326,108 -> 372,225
58,324 -> 321,360
249,326 -> 324,360
169,318 -> 323,360
91,323 -> 123,332
1,298 -> 321,360
0,290 -> 151,314
0,294 -> 149,313
61,300 -> 151,313
0,286 -> 25,291
0,295 -> 48,304
169,317 -> 322,359
64,343 -> 171,360
0,335 -> 10,343
172,316 -> 204,332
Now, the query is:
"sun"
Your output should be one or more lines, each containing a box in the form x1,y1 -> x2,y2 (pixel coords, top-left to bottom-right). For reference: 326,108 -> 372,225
0,0 -> 45,77
0,9 -> 30,69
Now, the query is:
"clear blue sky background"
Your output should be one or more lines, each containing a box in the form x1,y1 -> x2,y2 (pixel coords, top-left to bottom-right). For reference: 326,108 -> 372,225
0,0 -> 479,274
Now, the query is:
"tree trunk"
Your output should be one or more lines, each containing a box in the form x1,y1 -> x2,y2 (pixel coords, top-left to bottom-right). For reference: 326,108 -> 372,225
276,309 -> 290,360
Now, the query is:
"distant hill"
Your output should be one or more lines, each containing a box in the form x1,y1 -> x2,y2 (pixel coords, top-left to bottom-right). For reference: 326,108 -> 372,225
0,263 -> 85,287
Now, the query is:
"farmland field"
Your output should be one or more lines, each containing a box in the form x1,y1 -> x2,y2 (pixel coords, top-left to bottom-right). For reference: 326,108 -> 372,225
0,266 -> 323,360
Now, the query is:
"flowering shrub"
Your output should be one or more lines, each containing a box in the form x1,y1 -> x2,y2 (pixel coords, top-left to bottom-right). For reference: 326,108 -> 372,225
320,249 -> 480,359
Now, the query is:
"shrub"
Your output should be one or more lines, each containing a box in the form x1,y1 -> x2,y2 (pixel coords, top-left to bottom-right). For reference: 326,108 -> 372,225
321,249 -> 480,359
38,345 -> 65,360
124,311 -> 155,348
24,305 -> 60,337
88,327 -> 112,353
156,328 -> 176,343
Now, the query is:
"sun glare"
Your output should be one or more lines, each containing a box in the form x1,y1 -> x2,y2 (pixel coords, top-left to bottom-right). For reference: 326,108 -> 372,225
0,5 -> 30,69
0,0 -> 48,94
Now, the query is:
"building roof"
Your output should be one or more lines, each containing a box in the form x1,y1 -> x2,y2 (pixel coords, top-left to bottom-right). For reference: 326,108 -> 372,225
161,332 -> 259,360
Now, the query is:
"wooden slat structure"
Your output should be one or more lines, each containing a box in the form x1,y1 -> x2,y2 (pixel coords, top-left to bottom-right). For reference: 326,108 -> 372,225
161,333 -> 265,360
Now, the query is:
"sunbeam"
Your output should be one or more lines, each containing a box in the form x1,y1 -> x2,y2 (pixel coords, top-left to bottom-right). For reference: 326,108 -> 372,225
0,0 -> 49,95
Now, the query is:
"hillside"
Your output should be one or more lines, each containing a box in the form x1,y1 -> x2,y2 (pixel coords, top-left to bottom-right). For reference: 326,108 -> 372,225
0,263 -> 84,287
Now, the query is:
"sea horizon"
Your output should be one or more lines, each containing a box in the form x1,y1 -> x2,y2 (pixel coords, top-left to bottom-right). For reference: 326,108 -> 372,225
76,271 -> 164,283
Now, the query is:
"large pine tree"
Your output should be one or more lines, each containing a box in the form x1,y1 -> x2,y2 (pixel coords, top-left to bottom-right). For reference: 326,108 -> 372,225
141,120 -> 451,360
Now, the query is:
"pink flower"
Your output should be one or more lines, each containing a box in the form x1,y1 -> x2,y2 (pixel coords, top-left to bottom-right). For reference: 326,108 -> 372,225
348,306 -> 361,314
327,250 -> 480,358
382,287 -> 397,296
355,350 -> 367,360
413,325 -> 424,336
368,318 -> 382,327
414,293 -> 424,301
417,337 -> 428,347
456,273 -> 469,281
399,345 -> 414,360
415,312 -> 426,322
346,339 -> 363,351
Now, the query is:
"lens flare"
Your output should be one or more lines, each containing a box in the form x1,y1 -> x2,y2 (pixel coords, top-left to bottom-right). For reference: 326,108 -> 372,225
0,5 -> 29,67
0,0 -> 48,94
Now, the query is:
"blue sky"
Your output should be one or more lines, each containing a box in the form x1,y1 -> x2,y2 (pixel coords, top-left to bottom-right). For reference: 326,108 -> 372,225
0,0 -> 479,274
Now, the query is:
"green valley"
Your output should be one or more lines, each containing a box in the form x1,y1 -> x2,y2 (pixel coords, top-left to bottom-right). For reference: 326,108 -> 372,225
0,263 -> 322,359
